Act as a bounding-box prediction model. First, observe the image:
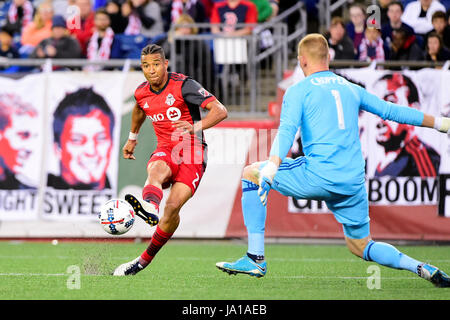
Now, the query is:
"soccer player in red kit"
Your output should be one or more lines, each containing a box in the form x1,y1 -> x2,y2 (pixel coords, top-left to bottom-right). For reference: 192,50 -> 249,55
113,44 -> 227,276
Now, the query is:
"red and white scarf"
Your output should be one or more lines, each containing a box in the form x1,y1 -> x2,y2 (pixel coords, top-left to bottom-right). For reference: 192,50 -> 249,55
171,0 -> 197,22
124,12 -> 142,35
86,27 -> 115,71
8,0 -> 34,29
358,37 -> 385,62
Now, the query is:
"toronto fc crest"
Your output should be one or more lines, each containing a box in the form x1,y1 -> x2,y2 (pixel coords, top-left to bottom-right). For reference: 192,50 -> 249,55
165,93 -> 175,106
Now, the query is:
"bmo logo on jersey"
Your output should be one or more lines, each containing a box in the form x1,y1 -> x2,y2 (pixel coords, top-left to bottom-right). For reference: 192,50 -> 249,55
147,107 -> 181,122
166,107 -> 181,121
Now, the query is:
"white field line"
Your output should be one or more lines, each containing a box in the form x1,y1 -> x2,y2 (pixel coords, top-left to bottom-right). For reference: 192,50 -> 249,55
0,272 -> 420,280
0,255 -> 450,263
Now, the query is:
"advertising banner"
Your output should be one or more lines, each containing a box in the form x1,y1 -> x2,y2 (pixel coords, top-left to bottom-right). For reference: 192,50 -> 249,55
0,74 -> 45,220
42,72 -> 125,221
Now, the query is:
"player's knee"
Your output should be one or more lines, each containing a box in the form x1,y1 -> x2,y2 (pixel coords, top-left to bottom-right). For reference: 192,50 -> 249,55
345,237 -> 369,259
242,163 -> 259,185
147,161 -> 171,184
347,244 -> 364,258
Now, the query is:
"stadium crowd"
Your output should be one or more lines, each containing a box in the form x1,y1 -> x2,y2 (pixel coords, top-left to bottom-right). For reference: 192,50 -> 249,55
0,0 -> 449,72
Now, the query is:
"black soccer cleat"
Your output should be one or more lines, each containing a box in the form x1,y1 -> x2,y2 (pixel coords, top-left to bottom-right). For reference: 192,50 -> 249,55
125,194 -> 159,227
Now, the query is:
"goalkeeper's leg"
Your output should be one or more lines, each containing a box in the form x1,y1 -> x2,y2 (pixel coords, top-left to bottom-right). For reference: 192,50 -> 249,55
345,226 -> 450,288
216,162 -> 268,277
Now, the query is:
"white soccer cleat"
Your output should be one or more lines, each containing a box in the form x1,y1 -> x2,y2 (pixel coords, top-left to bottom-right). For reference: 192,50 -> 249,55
112,257 -> 143,276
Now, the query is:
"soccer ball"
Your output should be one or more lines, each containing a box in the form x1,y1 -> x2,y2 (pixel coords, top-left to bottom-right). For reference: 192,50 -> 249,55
99,199 -> 135,235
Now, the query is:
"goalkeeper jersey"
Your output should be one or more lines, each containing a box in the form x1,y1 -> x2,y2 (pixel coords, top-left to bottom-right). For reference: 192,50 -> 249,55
270,70 -> 424,195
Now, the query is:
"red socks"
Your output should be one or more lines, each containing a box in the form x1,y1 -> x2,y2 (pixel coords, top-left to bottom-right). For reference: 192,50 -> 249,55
139,185 -> 169,267
142,184 -> 163,211
139,225 -> 173,267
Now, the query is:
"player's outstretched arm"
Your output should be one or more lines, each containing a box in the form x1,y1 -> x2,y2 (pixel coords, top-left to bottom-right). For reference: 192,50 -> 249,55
357,84 -> 450,134
123,103 -> 146,160
424,114 -> 450,134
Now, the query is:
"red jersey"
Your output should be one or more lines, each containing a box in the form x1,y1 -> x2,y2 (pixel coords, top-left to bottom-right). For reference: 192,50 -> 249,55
210,0 -> 258,32
134,72 -> 216,149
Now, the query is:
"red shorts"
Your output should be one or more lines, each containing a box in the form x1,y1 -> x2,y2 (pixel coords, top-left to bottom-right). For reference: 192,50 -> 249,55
147,145 -> 207,195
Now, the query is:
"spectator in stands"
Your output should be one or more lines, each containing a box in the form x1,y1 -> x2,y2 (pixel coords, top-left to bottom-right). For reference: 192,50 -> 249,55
105,0 -> 128,34
201,0 -> 214,18
210,0 -> 258,36
425,31 -> 450,61
30,15 -> 82,59
0,24 -> 19,63
93,0 -> 108,9
382,1 -> 415,46
121,0 -> 164,39
86,9 -> 118,71
157,0 -> 175,31
426,11 -> 450,48
166,13 -> 215,89
378,0 -> 393,26
401,0 -> 446,36
326,16 -> 355,60
20,0 -> 53,55
346,3 -> 366,56
249,0 -> 273,22
68,0 -> 95,56
53,0 -> 75,17
6,0 -> 34,35
278,0 -> 303,34
171,0 -> 208,24
269,0 -> 279,19
387,25 -> 424,60
359,26 -> 385,62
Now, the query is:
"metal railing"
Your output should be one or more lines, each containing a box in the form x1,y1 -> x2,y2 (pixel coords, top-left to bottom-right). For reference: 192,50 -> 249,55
168,2 -> 307,116
0,3 -> 307,116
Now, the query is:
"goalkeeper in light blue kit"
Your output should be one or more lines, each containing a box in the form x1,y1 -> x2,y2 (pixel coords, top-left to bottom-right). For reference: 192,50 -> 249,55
216,34 -> 450,287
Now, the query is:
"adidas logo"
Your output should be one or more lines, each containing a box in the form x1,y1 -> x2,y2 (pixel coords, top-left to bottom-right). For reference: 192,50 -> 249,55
143,102 -> 149,109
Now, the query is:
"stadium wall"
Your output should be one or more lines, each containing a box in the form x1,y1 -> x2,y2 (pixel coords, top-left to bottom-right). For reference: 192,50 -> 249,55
0,68 -> 449,240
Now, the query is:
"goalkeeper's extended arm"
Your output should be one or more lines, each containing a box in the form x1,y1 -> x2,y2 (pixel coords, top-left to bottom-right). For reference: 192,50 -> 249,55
430,115 -> 450,134
357,84 -> 450,134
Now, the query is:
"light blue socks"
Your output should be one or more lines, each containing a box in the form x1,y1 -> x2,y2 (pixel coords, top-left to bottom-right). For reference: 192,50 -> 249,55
363,240 -> 422,274
241,179 -> 267,259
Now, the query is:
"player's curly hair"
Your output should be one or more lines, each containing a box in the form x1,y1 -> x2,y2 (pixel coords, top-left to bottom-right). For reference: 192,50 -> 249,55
141,44 -> 166,60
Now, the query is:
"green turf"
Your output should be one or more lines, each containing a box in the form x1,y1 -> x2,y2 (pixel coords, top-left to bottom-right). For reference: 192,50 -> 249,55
0,240 -> 449,300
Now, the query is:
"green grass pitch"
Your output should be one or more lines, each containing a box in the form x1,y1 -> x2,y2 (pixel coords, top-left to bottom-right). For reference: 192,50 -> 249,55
0,240 -> 449,300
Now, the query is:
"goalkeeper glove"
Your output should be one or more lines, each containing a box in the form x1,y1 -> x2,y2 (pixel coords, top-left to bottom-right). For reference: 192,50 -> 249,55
258,161 -> 278,206
434,117 -> 450,135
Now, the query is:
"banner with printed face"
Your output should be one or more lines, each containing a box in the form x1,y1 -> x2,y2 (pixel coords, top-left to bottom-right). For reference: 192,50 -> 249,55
43,72 -> 124,221
0,74 -> 45,220
286,67 -> 450,217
